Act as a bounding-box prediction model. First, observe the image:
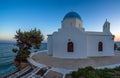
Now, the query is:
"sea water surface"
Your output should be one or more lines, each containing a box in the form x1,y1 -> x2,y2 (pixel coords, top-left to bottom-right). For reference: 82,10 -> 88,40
0,41 -> 47,76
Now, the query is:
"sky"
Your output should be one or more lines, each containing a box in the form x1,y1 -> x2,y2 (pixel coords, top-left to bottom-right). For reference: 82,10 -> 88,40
0,0 -> 120,41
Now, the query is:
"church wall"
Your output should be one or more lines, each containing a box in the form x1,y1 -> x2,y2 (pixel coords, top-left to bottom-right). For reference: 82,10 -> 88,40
47,35 -> 53,56
62,18 -> 76,27
62,18 -> 82,28
87,35 -> 114,57
52,26 -> 87,58
75,18 -> 82,28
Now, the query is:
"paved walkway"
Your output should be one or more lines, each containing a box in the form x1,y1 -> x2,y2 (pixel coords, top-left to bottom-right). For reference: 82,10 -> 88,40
32,52 -> 120,70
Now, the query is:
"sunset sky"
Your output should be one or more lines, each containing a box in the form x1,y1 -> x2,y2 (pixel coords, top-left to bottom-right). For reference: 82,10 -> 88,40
0,0 -> 120,41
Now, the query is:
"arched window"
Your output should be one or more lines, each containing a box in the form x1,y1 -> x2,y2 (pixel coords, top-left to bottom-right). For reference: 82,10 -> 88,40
98,42 -> 103,51
67,41 -> 74,52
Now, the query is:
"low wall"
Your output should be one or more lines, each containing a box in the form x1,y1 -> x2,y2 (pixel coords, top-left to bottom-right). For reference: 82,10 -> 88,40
28,50 -> 120,70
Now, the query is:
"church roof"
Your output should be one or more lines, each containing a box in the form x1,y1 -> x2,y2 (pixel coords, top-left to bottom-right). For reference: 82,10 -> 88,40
63,11 -> 82,20
86,32 -> 112,36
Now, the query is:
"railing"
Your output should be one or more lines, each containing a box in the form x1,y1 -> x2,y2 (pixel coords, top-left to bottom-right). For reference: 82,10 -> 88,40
7,66 -> 31,78
20,67 -> 40,78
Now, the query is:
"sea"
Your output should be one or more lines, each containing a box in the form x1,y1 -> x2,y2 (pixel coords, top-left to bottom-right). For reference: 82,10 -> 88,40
0,41 -> 47,76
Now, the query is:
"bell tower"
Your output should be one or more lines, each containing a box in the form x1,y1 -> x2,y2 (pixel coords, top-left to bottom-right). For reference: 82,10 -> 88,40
103,19 -> 111,34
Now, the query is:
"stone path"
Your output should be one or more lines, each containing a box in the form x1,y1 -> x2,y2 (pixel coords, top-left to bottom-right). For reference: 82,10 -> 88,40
44,70 -> 63,78
32,52 -> 120,70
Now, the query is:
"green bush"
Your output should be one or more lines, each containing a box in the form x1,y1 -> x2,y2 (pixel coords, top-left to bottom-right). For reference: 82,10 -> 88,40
70,66 -> 117,78
96,69 -> 113,78
114,66 -> 120,71
71,71 -> 79,78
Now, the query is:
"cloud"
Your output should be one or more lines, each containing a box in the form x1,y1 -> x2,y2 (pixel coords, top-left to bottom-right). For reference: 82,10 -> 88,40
113,32 -> 120,41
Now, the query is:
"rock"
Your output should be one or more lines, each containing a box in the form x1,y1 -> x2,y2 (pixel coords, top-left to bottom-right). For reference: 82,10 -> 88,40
19,62 -> 29,70
14,61 -> 20,67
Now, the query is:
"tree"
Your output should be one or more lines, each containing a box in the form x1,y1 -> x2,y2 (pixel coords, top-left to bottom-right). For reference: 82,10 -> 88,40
12,28 -> 44,63
114,43 -> 118,51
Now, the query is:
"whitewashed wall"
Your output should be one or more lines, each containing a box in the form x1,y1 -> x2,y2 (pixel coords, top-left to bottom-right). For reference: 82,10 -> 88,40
87,34 -> 114,57
47,35 -> 53,56
52,26 -> 87,58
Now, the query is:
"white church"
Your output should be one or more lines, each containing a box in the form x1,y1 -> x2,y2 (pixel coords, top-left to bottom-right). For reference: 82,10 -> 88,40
47,11 -> 114,59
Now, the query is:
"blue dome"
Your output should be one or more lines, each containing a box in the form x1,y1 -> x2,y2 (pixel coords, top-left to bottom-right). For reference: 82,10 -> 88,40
63,11 -> 82,20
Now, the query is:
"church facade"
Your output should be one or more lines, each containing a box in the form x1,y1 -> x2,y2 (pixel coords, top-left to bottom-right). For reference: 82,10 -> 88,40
47,11 -> 114,59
